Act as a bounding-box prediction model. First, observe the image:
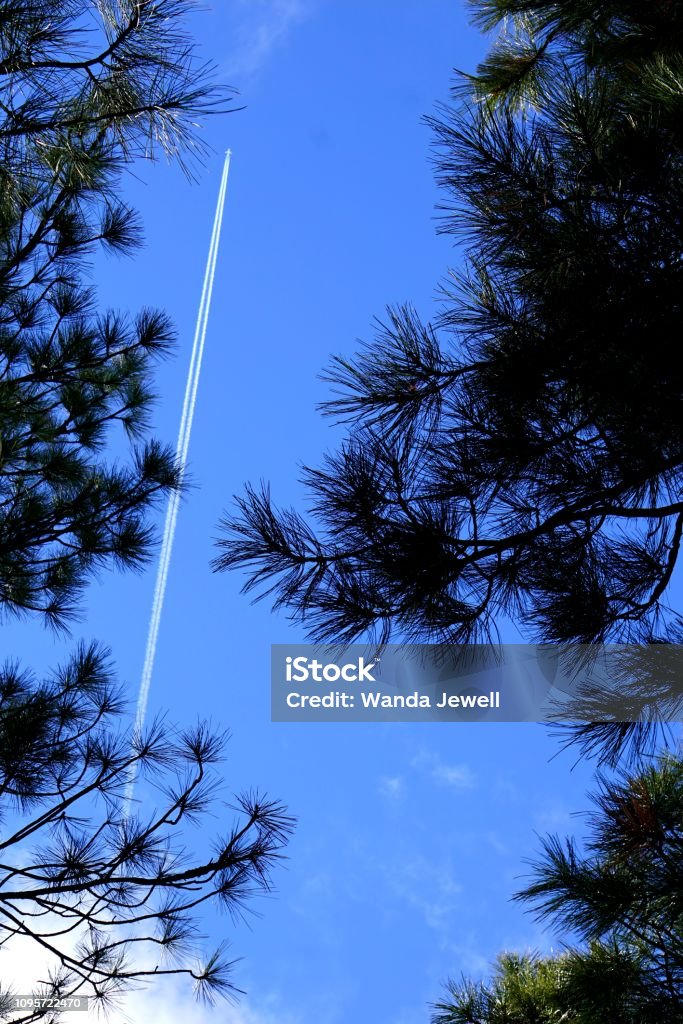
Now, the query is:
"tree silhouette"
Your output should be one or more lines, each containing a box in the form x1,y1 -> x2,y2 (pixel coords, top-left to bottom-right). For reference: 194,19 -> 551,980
432,754 -> 683,1024
218,1 -> 683,657
0,0 -> 234,626
0,642 -> 294,1019
0,4 -> 294,1016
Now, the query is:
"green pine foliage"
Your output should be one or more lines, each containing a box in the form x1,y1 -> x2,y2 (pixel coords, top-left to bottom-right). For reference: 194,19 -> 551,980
432,953 -> 570,1024
218,0 -> 683,655
0,5 -> 295,1014
0,1 -> 234,626
0,643 -> 294,1014
433,755 -> 683,1023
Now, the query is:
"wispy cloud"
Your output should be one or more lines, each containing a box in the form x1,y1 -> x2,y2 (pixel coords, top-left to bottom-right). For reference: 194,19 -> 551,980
431,761 -> 477,789
534,803 -> 578,832
378,774 -> 404,800
385,855 -> 463,935
440,935 -> 492,977
0,921 -> 299,1024
375,751 -> 476,804
483,830 -> 510,856
122,984 -> 301,1024
411,749 -> 477,790
223,0 -> 313,82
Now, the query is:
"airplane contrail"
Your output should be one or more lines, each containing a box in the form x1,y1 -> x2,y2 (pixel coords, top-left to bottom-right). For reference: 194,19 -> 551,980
124,150 -> 232,812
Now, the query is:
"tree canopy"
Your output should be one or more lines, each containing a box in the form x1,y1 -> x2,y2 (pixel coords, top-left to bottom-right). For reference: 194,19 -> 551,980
214,3 -> 683,1016
0,1 -> 234,627
432,754 -> 683,1024
0,3 -> 296,1016
0,643 -> 293,1019
217,0 -> 683,653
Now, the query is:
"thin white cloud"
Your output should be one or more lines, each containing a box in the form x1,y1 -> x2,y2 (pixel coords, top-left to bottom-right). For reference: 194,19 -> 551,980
385,855 -> 463,935
378,774 -> 404,800
223,0 -> 312,81
483,830 -> 509,856
411,749 -> 477,790
121,982 -> 300,1024
431,762 -> 477,789
534,803 -> 577,832
440,935 -> 492,977
0,922 -> 299,1024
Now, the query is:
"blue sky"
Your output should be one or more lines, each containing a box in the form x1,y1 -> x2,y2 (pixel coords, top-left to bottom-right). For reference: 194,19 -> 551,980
3,3 -> 603,1022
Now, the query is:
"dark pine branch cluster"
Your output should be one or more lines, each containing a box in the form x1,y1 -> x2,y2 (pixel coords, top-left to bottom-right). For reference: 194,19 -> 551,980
432,755 -> 683,1024
0,4 -> 294,1016
217,0 -> 683,655
0,2 -> 235,628
0,643 -> 294,1020
0,1 -> 236,168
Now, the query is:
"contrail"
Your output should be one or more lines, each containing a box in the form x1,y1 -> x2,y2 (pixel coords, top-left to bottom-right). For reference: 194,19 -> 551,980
124,150 -> 232,812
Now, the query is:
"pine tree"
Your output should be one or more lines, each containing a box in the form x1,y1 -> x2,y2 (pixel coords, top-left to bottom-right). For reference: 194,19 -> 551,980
0,642 -> 293,1018
0,1 -> 234,626
432,755 -> 683,1024
217,1 -> 683,653
0,4 -> 295,1014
